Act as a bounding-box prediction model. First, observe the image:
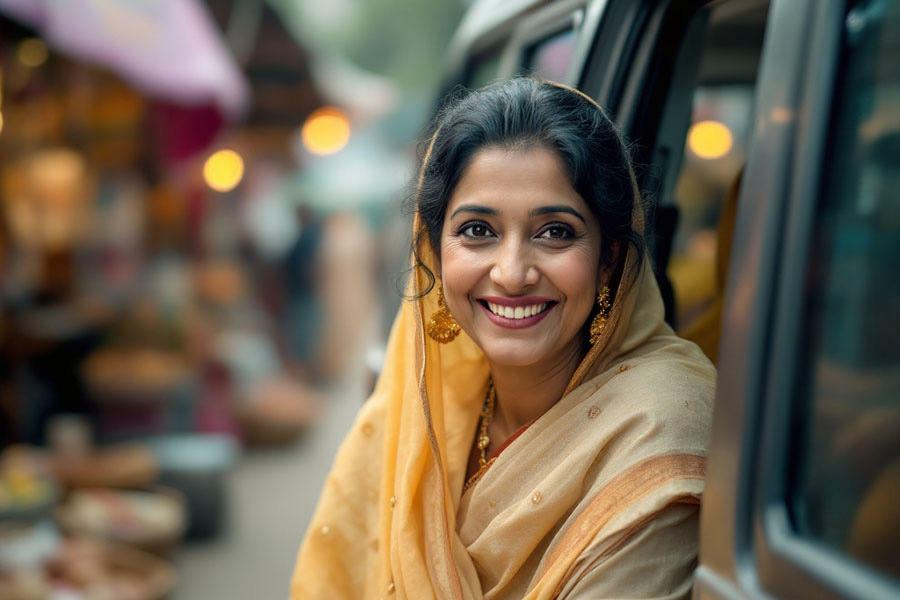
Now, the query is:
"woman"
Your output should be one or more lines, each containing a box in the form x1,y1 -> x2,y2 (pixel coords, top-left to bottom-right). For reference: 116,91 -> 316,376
291,78 -> 716,599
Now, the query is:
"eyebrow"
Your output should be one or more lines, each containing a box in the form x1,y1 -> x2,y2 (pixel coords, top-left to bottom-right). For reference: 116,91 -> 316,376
449,204 -> 498,219
530,205 -> 586,223
450,204 -> 587,223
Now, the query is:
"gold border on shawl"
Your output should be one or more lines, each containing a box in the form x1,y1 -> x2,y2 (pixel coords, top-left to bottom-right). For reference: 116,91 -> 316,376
591,496 -> 701,564
560,496 -> 702,595
527,453 -> 705,597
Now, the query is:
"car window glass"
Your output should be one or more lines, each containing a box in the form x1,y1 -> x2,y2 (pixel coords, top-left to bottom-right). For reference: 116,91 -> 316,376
666,0 -> 769,363
790,0 -> 900,580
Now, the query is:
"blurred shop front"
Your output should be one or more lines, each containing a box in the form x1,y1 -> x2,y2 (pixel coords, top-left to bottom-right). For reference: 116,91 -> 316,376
0,0 -> 446,596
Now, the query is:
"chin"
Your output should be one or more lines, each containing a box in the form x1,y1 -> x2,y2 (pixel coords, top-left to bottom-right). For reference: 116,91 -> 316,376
472,329 -> 588,373
476,340 -> 556,369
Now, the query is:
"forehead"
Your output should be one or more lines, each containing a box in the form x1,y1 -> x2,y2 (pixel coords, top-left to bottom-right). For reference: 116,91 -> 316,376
446,146 -> 590,217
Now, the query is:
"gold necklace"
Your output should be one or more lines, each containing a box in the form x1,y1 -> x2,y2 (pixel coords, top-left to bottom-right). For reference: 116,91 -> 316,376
463,378 -> 497,493
476,378 -> 496,468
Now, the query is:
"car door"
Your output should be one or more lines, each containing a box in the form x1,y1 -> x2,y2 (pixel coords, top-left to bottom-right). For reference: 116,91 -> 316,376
698,0 -> 900,598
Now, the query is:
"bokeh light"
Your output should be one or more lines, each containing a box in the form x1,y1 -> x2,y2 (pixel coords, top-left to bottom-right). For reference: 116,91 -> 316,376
688,120 -> 733,159
18,38 -> 49,68
301,107 -> 351,155
203,149 -> 245,192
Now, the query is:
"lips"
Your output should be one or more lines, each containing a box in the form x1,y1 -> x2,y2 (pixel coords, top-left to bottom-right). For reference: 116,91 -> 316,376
477,296 -> 556,329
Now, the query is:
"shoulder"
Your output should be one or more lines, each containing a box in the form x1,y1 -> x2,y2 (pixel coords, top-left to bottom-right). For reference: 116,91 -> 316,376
614,334 -> 717,403
585,343 -> 716,459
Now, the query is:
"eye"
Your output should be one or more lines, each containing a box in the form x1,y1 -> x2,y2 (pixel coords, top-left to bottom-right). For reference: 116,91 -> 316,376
459,221 -> 495,239
538,223 -> 575,240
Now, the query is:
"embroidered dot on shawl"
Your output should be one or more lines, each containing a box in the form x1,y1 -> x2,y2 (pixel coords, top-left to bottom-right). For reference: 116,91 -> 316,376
361,422 -> 375,437
390,495 -> 397,508
387,581 -> 395,593
531,491 -> 543,505
618,364 -> 629,373
320,525 -> 330,535
587,406 -> 602,419
488,500 -> 496,509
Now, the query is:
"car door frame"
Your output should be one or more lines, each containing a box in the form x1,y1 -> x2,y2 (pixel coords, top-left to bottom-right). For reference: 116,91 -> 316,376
696,0 -> 900,598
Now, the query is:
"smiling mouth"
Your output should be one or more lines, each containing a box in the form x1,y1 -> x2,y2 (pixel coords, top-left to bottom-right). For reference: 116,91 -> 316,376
478,300 -> 555,320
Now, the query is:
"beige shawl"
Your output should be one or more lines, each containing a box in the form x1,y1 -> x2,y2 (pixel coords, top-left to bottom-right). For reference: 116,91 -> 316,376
290,197 -> 715,598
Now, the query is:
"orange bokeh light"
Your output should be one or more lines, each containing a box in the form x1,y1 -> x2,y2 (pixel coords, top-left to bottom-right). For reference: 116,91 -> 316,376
301,107 -> 351,155
203,149 -> 244,193
688,120 -> 733,160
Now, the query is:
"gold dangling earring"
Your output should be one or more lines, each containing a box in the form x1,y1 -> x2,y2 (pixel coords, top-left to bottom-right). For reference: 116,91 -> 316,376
589,286 -> 611,345
427,286 -> 461,343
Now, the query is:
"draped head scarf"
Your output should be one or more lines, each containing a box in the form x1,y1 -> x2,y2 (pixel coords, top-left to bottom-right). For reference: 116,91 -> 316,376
291,78 -> 715,599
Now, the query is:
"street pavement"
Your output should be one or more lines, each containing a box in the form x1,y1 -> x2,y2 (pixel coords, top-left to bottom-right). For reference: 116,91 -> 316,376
171,368 -> 367,599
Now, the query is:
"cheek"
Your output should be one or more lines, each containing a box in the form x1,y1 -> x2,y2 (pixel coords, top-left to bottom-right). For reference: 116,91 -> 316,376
551,251 -> 602,301
438,242 -> 482,297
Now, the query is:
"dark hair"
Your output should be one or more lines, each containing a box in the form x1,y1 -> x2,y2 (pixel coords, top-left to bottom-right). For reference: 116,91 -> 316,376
412,76 -> 644,294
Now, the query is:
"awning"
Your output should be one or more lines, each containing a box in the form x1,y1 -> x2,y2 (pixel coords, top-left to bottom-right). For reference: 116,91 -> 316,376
0,0 -> 249,120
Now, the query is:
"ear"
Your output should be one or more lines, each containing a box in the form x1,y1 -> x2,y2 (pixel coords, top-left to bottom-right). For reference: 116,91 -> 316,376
597,241 -> 621,290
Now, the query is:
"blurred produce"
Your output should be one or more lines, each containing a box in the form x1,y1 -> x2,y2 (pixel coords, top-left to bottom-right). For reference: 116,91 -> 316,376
0,448 -> 58,523
0,520 -> 61,600
56,487 -> 186,556
51,445 -> 158,492
1,522 -> 175,600
43,414 -> 159,491
47,538 -> 174,600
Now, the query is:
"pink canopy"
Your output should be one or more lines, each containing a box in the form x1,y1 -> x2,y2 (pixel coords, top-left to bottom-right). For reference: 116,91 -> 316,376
0,0 -> 249,119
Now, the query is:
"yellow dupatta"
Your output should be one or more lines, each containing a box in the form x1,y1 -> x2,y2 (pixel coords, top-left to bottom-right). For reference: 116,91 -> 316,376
291,89 -> 716,599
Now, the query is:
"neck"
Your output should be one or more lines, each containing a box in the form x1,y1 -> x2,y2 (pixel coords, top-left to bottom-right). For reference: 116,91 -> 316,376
488,346 -> 585,437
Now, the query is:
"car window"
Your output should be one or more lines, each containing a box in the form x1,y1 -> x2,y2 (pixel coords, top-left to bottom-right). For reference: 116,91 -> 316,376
665,1 -> 769,362
789,0 -> 900,580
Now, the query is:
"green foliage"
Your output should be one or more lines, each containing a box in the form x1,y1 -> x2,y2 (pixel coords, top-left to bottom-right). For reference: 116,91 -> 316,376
268,0 -> 464,94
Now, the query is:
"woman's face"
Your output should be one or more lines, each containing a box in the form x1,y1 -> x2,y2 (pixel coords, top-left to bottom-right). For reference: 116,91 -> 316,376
439,146 -> 608,372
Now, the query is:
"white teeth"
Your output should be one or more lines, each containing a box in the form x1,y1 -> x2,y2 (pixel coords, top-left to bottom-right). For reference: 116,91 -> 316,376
487,302 -> 549,319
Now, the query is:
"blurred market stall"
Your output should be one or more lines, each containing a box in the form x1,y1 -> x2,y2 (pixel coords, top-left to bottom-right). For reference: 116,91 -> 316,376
0,0 -> 465,597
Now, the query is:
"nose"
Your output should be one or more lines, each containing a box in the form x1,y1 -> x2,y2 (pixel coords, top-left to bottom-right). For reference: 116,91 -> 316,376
489,235 -> 539,293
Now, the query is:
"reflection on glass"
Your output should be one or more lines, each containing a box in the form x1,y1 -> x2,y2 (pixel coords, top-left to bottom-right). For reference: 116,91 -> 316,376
668,0 -> 769,364
791,0 -> 900,580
